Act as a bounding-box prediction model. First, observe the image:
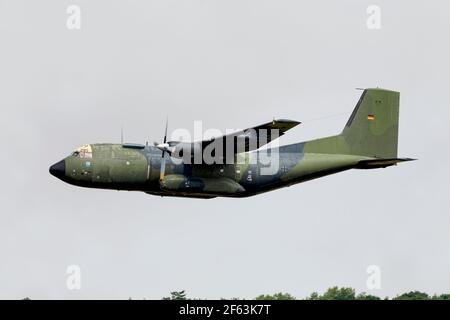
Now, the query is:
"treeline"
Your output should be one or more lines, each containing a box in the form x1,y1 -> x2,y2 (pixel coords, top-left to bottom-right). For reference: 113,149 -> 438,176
162,287 -> 450,300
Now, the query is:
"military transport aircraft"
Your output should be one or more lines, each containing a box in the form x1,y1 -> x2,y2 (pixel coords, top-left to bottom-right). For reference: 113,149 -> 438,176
49,88 -> 414,199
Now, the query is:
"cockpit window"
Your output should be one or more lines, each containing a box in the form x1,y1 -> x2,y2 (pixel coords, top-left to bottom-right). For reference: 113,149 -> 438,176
71,145 -> 93,159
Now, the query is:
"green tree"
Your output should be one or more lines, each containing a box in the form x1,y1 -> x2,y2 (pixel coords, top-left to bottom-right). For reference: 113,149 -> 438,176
306,292 -> 320,300
356,292 -> 381,300
255,292 -> 296,300
432,294 -> 450,300
393,291 -> 430,300
307,287 -> 356,300
162,290 -> 187,300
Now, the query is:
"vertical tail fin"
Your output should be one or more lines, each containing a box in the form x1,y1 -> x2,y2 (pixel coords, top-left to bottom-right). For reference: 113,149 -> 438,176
303,88 -> 400,158
341,88 -> 399,158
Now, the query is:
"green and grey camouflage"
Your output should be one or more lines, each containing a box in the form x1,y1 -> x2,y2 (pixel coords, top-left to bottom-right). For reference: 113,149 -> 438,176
50,88 -> 414,199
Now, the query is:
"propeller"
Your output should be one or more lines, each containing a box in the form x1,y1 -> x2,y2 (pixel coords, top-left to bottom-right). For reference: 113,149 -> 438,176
155,118 -> 169,182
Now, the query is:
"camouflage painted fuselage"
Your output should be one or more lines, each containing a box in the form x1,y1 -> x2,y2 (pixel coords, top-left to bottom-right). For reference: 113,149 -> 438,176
49,88 -> 413,198
55,142 -> 373,199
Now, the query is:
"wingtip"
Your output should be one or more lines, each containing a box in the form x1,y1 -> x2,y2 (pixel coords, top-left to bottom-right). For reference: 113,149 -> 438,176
275,119 -> 301,126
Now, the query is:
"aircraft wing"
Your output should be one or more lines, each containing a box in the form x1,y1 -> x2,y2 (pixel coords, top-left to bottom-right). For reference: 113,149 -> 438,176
201,119 -> 301,153
159,119 -> 300,160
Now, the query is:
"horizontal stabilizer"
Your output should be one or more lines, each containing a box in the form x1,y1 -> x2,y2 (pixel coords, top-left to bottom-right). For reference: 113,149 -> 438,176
355,158 -> 416,169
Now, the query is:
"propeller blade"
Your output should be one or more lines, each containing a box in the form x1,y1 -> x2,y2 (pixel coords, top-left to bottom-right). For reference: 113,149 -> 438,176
159,151 -> 166,181
160,117 -> 169,182
163,116 -> 168,143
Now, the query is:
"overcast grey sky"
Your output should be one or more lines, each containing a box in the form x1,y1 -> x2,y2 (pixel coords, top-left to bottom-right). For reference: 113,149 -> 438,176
1,0 -> 449,299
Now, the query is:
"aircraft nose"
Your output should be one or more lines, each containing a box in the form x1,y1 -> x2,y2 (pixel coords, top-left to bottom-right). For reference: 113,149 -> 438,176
49,160 -> 66,178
